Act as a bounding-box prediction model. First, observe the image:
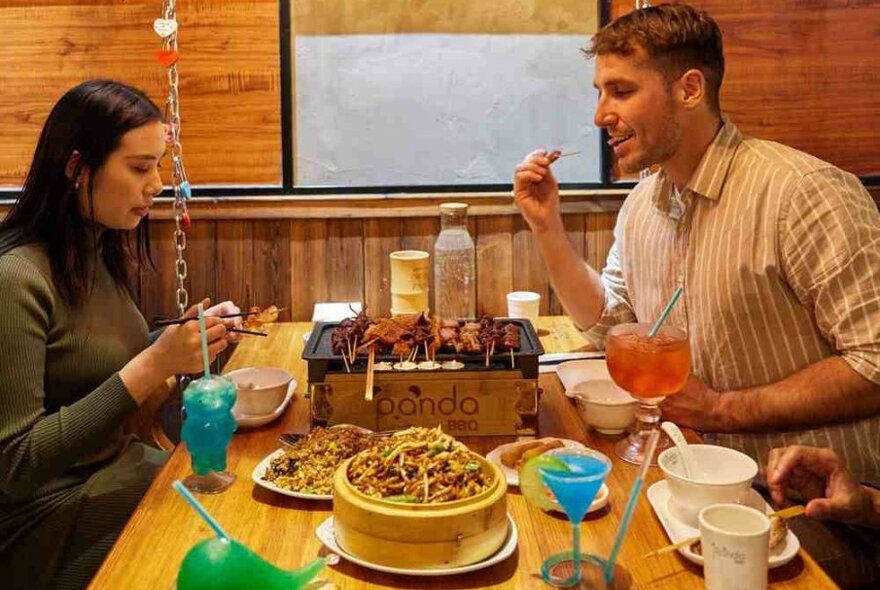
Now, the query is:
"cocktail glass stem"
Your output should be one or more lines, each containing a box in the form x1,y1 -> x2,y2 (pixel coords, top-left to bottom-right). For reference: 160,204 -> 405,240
635,400 -> 660,427
571,523 -> 582,585
616,400 -> 673,465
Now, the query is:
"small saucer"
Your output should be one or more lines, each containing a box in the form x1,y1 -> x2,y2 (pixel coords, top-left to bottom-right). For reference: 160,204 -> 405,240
646,480 -> 800,568
233,380 -> 296,428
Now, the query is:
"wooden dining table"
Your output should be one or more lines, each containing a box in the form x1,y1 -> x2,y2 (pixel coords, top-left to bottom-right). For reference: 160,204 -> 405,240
88,317 -> 838,590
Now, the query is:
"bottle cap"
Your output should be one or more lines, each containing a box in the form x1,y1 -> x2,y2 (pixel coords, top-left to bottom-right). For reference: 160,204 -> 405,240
439,202 -> 469,213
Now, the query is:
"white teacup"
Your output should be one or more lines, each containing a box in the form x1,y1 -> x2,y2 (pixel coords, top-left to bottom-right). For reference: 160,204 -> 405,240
506,291 -> 540,323
658,444 -> 758,528
699,503 -> 770,590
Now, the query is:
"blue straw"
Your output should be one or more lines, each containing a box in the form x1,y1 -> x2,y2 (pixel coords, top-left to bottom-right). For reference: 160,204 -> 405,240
172,480 -> 229,540
197,303 -> 210,377
604,430 -> 661,585
648,285 -> 683,338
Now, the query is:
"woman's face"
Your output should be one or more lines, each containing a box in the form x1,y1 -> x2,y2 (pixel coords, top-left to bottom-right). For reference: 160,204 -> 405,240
77,120 -> 165,230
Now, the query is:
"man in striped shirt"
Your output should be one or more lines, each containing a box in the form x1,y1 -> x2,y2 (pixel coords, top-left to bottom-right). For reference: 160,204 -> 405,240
514,4 -> 880,587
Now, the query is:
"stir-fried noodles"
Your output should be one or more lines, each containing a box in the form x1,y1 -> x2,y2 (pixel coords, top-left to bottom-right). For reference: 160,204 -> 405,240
347,426 -> 492,503
264,426 -> 374,495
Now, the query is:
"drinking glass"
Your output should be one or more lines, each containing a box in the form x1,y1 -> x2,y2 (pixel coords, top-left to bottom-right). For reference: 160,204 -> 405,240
605,322 -> 690,465
181,374 -> 238,493
539,448 -> 612,588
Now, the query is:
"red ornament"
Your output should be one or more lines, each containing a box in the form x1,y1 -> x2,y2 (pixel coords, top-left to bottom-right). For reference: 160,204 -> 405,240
182,210 -> 192,229
155,49 -> 180,68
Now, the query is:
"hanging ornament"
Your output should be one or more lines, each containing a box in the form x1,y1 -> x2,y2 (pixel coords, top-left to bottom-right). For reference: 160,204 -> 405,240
153,18 -> 178,38
155,49 -> 180,68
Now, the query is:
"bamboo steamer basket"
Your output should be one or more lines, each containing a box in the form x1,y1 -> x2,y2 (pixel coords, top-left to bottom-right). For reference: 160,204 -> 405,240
332,453 -> 509,569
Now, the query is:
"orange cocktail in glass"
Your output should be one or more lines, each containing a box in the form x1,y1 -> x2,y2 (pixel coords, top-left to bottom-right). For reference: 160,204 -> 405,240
606,323 -> 690,465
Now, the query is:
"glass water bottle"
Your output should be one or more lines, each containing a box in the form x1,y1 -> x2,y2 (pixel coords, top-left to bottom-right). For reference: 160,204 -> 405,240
433,202 -> 476,319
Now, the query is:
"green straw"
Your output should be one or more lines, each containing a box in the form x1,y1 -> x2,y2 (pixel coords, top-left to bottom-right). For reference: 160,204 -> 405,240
648,285 -> 683,338
197,303 -> 210,377
172,480 -> 229,540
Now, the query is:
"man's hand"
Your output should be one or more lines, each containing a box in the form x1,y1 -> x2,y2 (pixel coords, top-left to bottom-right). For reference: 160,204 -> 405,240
766,445 -> 872,526
659,374 -> 726,431
513,149 -> 563,234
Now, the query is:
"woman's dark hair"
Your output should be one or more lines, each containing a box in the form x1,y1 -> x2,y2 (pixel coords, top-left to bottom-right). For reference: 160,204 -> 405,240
0,79 -> 162,306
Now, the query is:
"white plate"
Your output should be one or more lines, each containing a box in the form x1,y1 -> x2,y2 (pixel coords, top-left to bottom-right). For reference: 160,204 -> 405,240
556,359 -> 632,399
315,514 -> 518,576
251,448 -> 333,500
233,380 -> 296,428
486,439 -> 587,486
646,480 -> 800,568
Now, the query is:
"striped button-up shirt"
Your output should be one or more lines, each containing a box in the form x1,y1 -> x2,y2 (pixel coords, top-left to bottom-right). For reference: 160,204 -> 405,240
583,119 -> 880,485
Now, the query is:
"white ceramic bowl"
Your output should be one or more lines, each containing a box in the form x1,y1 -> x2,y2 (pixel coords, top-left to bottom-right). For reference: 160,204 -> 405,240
570,381 -> 637,434
225,367 -> 293,416
658,444 -> 758,527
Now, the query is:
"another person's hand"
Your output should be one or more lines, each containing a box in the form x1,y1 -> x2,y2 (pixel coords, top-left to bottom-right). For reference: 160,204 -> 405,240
149,298 -> 229,375
767,445 -> 872,525
205,299 -> 243,343
513,149 -> 562,234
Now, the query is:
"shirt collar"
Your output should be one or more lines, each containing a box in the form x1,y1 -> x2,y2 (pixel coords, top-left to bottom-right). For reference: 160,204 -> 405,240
652,117 -> 743,214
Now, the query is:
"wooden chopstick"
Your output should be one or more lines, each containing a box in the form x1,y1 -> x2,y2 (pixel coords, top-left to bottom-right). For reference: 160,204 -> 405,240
154,308 -> 287,326
228,327 -> 268,337
547,150 -> 582,164
365,346 -> 375,402
644,504 -> 806,558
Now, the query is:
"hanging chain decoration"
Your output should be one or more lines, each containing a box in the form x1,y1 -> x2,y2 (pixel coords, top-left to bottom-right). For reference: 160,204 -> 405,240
154,0 -> 192,318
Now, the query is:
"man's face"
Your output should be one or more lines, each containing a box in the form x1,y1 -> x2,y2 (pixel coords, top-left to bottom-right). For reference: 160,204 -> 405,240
593,47 -> 682,174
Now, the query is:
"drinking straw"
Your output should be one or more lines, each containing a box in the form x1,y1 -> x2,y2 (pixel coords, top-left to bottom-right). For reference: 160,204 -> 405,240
197,303 -> 210,377
647,285 -> 683,338
603,430 -> 661,585
172,480 -> 229,540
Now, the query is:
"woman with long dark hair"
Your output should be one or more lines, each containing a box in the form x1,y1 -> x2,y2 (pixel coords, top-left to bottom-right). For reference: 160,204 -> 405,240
0,80 -> 239,589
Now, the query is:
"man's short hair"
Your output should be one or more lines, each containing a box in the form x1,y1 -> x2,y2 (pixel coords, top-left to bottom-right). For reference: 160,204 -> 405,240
585,3 -> 725,114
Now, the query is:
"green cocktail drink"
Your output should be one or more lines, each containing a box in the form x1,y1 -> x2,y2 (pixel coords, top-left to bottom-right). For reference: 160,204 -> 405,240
177,537 -> 327,590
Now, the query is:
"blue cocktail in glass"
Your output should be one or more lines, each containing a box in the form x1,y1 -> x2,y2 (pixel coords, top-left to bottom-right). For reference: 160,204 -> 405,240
182,374 -> 237,493
539,448 -> 612,588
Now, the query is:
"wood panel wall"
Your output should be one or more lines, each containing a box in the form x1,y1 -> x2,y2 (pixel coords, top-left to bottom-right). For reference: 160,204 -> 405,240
0,0 -> 280,186
136,209 -> 618,322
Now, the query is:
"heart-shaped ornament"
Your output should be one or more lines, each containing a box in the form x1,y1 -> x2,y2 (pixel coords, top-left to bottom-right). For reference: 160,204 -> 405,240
155,49 -> 180,68
153,18 -> 178,38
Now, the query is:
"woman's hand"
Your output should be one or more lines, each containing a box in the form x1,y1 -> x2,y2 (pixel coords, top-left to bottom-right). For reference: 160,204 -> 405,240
121,298 -> 228,402
149,298 -> 229,375
205,299 -> 243,343
513,149 -> 563,234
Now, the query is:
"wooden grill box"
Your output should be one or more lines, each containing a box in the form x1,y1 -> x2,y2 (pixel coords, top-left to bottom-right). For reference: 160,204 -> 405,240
302,319 -> 544,435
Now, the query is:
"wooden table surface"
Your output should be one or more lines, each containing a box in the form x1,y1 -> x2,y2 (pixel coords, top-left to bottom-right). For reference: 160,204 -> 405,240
89,318 -> 837,590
